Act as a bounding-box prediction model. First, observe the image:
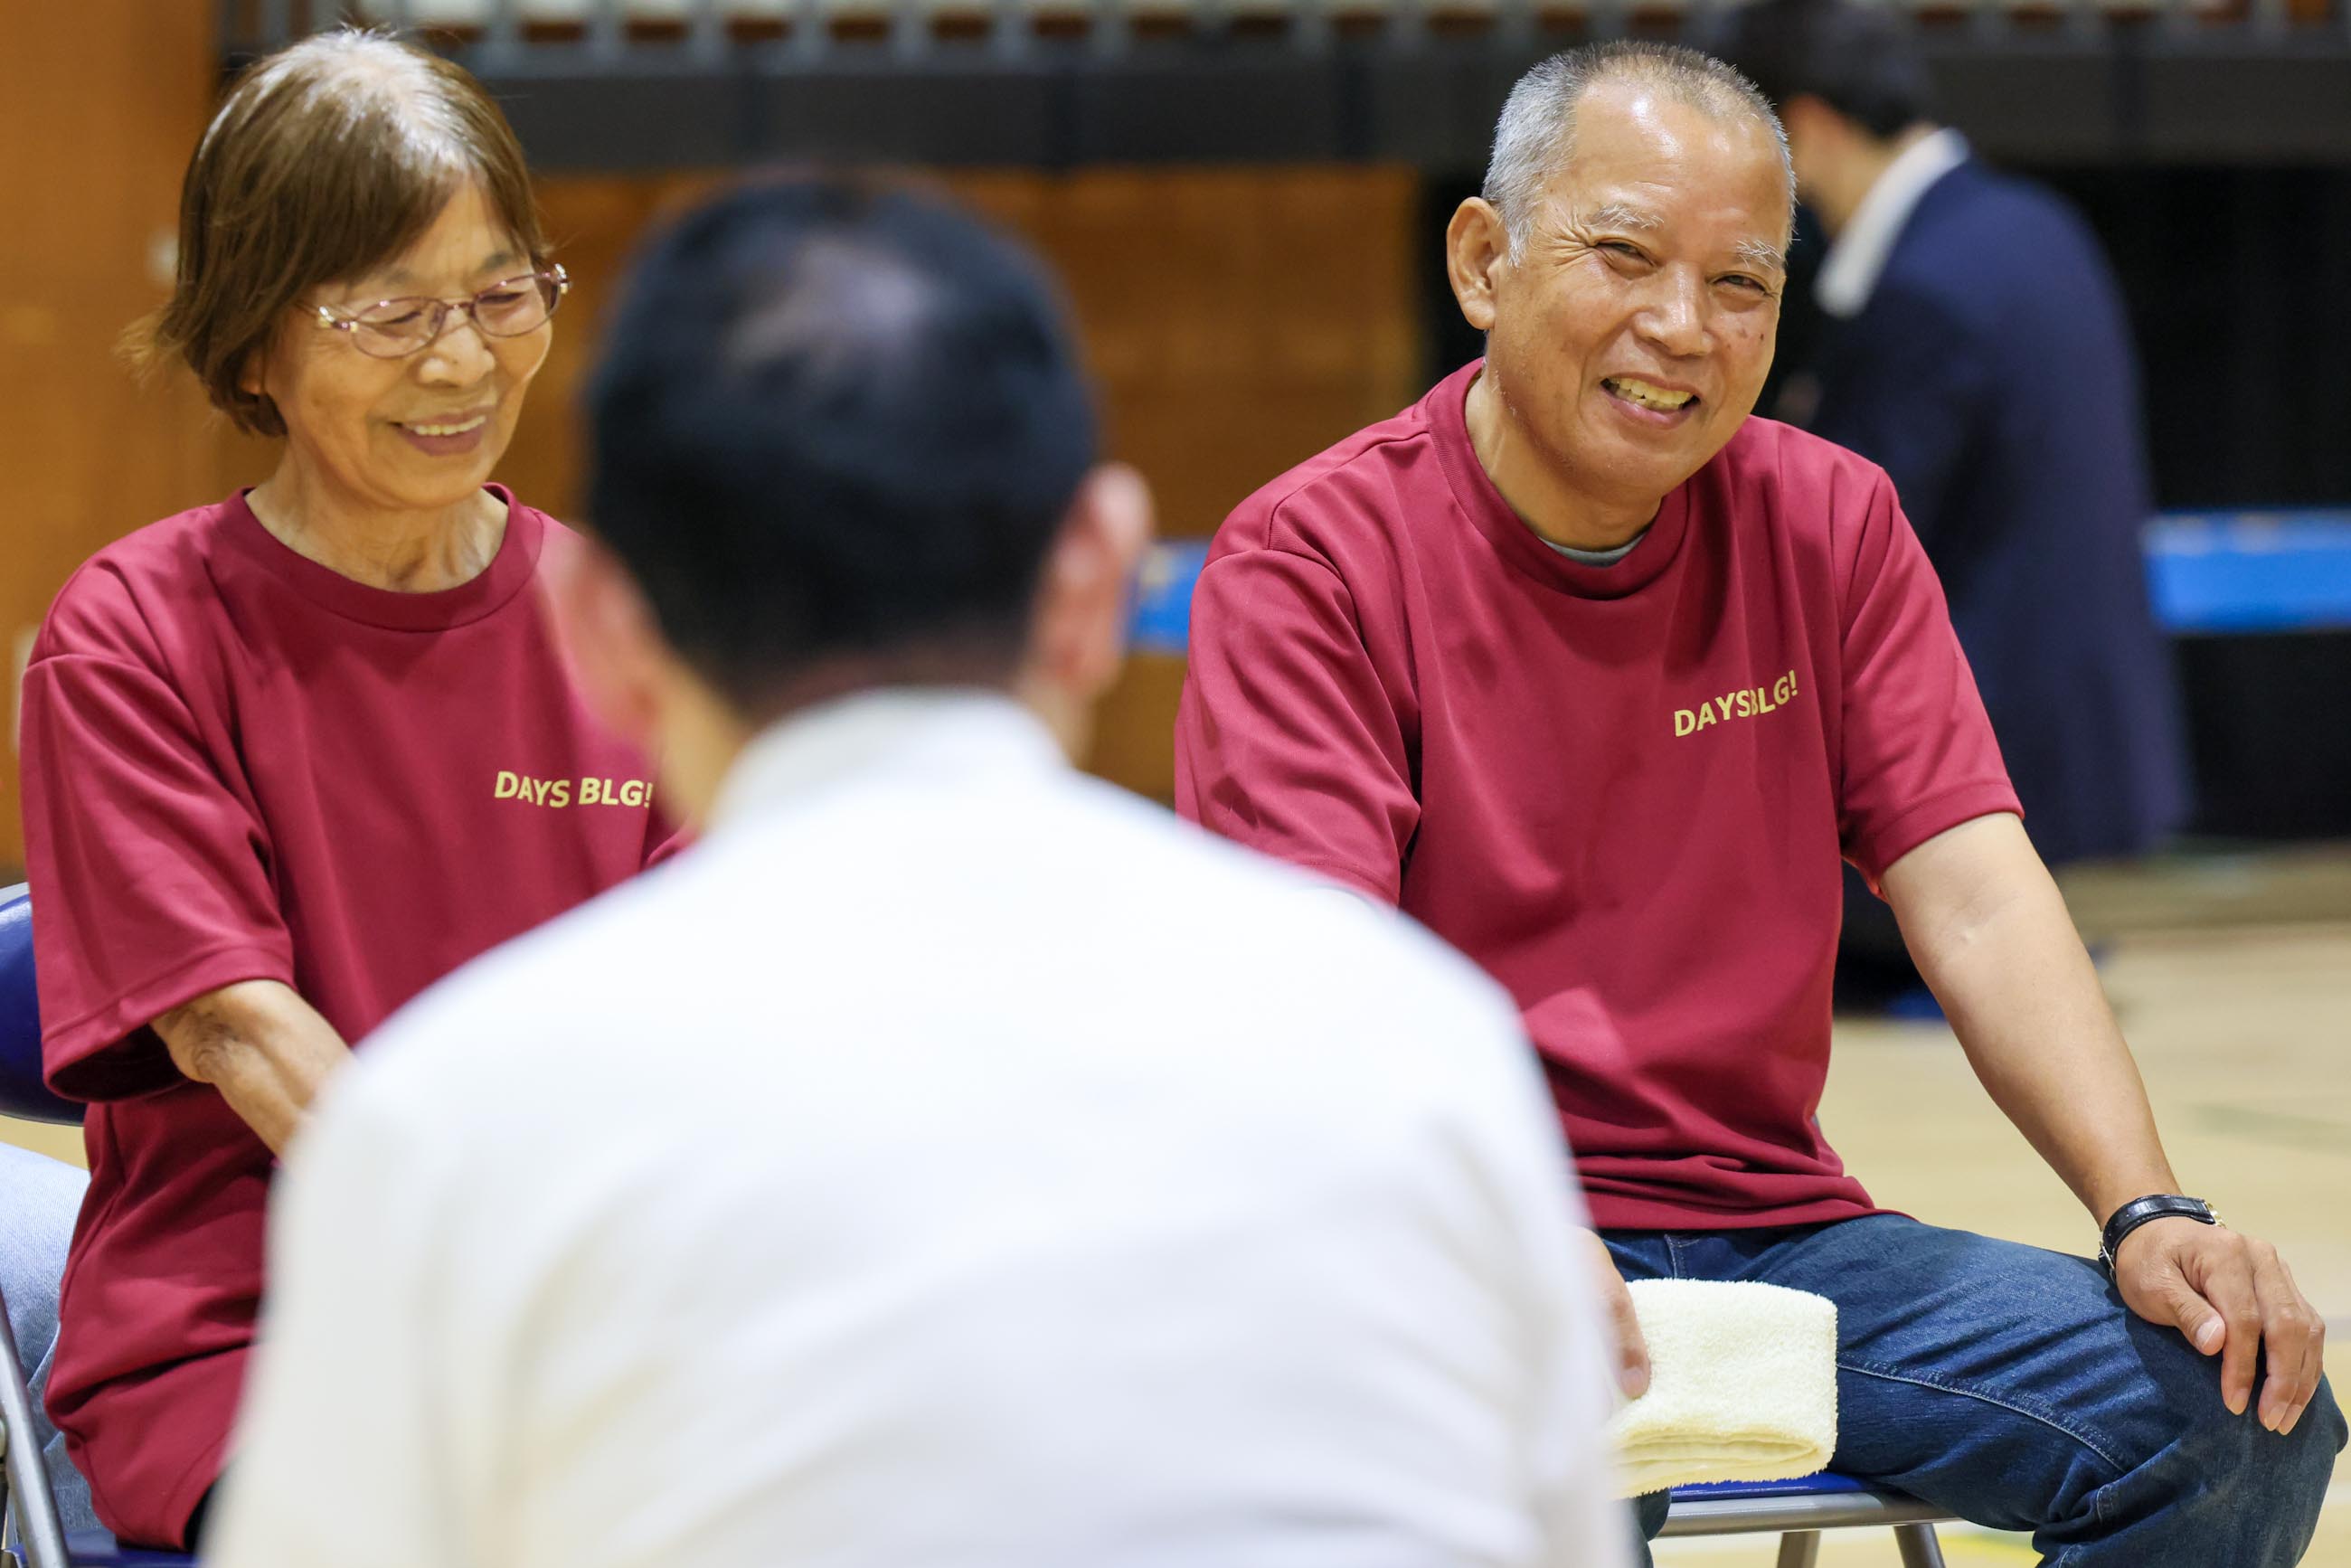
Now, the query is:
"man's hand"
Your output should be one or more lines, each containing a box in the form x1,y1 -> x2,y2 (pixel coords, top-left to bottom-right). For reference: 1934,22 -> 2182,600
1576,1229 -> 1650,1401
156,979 -> 353,1156
1884,819 -> 2329,1433
2114,1215 -> 2327,1436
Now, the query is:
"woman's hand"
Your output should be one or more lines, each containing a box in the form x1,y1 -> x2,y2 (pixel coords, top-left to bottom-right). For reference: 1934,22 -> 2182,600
155,979 -> 353,1156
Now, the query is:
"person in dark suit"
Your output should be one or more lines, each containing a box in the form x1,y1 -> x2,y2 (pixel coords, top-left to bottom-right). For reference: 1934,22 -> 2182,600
1723,0 -> 2193,1006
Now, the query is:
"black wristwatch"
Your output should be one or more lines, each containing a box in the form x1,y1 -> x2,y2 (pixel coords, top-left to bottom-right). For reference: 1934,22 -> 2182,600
2099,1195 -> 2219,1275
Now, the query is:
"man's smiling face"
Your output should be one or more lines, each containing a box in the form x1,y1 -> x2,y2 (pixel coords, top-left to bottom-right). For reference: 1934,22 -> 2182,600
1478,78 -> 1791,515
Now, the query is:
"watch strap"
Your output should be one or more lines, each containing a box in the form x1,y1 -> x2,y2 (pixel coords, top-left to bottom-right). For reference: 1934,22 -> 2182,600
2100,1194 -> 2218,1273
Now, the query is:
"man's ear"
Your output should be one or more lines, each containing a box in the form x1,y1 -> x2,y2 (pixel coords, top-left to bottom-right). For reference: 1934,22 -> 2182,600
1780,92 -> 1838,139
1446,196 -> 1510,335
548,536 -> 669,755
1778,93 -> 1851,184
1022,462 -> 1155,727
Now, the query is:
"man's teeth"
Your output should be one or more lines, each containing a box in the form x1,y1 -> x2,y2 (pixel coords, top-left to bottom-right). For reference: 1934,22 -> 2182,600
1608,378 -> 1695,411
408,416 -> 486,437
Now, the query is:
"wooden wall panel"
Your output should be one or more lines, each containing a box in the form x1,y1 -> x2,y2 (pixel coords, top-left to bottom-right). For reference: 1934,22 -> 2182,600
515,164 -> 1423,539
2,138 -> 1421,873
515,165 -> 1426,799
0,2 -> 273,874
1007,165 -> 1423,795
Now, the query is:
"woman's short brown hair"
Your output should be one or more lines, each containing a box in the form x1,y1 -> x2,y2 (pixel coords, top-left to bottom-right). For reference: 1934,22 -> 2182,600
138,30 -> 547,437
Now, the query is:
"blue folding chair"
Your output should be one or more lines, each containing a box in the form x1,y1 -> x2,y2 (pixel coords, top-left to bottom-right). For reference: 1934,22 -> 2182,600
1664,1473 -> 1953,1565
0,883 -> 196,1568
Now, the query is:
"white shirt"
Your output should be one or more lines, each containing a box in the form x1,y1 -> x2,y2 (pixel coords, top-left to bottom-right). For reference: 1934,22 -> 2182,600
210,690 -> 1629,1568
1814,128 -> 1970,319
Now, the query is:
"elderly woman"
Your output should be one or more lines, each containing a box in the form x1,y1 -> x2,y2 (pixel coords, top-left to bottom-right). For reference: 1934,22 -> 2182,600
14,31 -> 673,1550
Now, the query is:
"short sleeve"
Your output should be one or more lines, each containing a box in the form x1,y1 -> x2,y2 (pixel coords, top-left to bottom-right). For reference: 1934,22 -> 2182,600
22,599 -> 294,1100
1835,477 -> 2022,884
1174,545 -> 1418,904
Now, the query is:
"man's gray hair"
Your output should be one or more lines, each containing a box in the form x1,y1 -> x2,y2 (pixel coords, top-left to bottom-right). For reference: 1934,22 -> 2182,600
1482,43 -> 1793,258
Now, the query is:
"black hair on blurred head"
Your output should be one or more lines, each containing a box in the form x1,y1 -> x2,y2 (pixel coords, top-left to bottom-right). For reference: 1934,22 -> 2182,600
587,174 -> 1099,710
1716,0 -> 1938,141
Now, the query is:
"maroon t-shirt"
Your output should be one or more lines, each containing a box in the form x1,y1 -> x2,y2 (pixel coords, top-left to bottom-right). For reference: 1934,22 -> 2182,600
1176,362 -> 2019,1233
20,487 -> 675,1547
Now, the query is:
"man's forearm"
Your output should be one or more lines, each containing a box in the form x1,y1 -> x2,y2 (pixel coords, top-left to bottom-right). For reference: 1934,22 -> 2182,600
155,979 -> 354,1156
1884,815 -> 2176,1223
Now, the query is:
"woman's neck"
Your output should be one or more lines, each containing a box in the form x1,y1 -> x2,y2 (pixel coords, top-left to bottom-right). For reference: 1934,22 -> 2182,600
248,458 -> 506,594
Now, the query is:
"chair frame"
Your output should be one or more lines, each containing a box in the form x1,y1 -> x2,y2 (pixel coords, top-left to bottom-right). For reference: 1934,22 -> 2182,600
1660,1484 -> 1951,1567
1,1289 -> 72,1568
2,881 -> 185,1568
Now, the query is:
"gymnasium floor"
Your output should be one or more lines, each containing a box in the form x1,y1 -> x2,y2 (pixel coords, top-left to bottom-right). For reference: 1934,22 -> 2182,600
5,847 -> 2346,1564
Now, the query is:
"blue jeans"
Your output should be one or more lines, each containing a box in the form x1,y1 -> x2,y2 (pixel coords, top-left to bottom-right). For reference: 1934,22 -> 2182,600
1610,1214 -> 2344,1567
1,1142 -> 104,1539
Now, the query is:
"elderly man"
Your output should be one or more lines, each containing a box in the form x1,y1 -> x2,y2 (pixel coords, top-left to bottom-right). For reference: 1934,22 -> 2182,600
1176,42 -> 2341,1564
203,176 -> 1629,1568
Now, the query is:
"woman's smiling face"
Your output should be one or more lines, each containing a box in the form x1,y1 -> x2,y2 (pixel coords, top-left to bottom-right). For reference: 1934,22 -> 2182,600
245,181 -> 553,516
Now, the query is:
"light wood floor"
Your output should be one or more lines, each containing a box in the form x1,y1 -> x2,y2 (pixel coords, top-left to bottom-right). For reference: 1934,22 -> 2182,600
6,852 -> 2347,1564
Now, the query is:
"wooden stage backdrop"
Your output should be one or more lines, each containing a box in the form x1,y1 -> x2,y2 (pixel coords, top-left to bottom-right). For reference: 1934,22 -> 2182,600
0,0 -> 1424,871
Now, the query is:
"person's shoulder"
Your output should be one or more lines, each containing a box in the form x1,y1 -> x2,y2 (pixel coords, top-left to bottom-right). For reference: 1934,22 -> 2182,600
1714,416 -> 1897,507
1053,770 -> 1526,1063
1213,383 -> 1447,563
1933,159 -> 2088,238
520,501 -> 594,590
1893,160 -> 2110,304
516,496 -> 580,551
1704,418 -> 1903,567
35,498 -> 244,665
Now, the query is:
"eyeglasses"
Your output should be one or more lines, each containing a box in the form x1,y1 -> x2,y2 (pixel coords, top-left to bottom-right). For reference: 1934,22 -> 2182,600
313,265 -> 570,359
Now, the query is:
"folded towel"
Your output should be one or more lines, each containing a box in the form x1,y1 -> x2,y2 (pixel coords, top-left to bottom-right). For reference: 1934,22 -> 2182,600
1603,1278 -> 1838,1497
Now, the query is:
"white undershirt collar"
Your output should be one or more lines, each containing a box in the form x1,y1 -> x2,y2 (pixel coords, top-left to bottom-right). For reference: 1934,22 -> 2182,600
1815,128 -> 1970,320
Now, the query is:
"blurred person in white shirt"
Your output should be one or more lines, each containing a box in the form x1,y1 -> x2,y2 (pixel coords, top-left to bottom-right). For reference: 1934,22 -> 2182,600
204,174 -> 1632,1568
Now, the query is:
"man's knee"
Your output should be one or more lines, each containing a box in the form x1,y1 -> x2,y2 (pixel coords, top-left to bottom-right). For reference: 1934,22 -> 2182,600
2129,1368 -> 2346,1559
2241,1374 -> 2346,1526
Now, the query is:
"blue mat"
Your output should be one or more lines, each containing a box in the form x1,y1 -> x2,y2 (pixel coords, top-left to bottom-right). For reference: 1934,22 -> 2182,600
1126,510 -> 2351,655
2144,511 -> 2351,634
1128,539 -> 1209,656
61,1535 -> 195,1568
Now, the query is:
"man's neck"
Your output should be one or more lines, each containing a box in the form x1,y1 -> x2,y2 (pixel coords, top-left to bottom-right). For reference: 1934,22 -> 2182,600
1463,369 -> 1659,552
1814,123 -> 1942,240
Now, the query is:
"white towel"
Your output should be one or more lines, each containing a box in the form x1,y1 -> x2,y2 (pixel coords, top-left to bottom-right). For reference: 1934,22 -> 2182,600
1603,1278 -> 1838,1497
